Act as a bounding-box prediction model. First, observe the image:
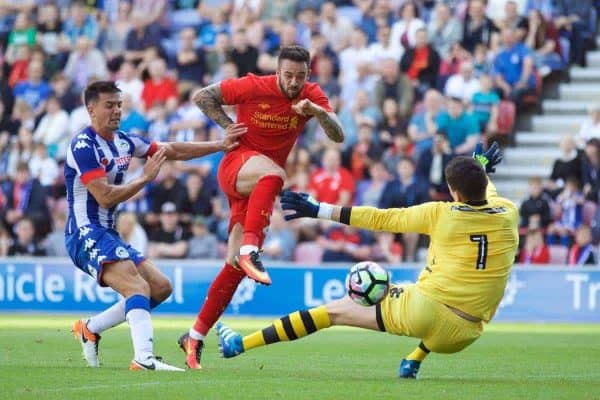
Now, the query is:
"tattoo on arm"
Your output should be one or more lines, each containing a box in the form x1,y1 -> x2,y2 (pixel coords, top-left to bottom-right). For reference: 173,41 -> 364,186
316,110 -> 344,143
193,83 -> 234,129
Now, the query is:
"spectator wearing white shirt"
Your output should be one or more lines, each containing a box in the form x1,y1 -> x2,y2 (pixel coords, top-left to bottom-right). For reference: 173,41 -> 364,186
390,1 -> 425,51
170,90 -> 208,143
368,24 -> 403,63
427,2 -> 463,59
340,61 -> 378,112
487,0 -> 527,25
320,1 -> 354,53
116,212 -> 149,255
63,36 -> 108,91
29,142 -> 59,187
444,61 -> 481,105
116,60 -> 144,107
578,104 -> 600,145
33,95 -> 69,160
68,101 -> 91,138
339,28 -> 371,86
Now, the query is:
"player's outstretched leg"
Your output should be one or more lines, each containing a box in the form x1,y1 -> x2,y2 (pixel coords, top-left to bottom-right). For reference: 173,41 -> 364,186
216,322 -> 244,358
399,342 -> 430,379
217,305 -> 331,358
180,261 -> 246,369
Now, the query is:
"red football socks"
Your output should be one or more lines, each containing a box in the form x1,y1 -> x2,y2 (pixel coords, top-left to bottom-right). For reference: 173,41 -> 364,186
192,263 -> 246,336
242,175 -> 284,248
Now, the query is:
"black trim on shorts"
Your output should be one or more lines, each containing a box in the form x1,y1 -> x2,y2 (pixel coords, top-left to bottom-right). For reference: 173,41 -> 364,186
340,207 -> 352,225
375,303 -> 386,332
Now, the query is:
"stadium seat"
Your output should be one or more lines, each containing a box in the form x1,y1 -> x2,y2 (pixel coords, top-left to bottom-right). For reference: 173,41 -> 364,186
520,72 -> 543,109
549,245 -> 568,265
293,241 -> 324,264
496,100 -> 516,136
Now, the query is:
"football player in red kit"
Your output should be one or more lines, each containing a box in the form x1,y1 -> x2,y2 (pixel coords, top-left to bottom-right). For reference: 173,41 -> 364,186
178,45 -> 344,369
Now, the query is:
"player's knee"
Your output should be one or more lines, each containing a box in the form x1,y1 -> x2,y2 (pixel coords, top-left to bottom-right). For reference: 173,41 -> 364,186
152,278 -> 172,302
260,168 -> 286,182
128,277 -> 151,298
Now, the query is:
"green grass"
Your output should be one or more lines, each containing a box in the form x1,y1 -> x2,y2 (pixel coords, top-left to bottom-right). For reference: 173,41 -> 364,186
1,315 -> 600,400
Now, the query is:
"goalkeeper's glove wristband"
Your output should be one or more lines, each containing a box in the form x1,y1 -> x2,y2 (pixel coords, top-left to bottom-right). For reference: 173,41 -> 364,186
317,202 -> 334,220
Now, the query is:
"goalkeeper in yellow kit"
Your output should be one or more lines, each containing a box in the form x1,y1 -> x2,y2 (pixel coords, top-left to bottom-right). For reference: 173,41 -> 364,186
216,142 -> 518,379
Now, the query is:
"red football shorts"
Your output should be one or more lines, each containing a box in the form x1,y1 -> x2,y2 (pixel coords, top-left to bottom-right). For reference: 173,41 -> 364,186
217,148 -> 263,232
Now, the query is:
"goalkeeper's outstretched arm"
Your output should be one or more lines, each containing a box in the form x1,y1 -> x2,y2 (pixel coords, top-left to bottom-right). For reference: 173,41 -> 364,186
280,190 -> 438,235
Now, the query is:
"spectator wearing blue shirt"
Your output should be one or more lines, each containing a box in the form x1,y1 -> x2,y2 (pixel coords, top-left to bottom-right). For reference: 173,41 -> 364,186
261,209 -> 297,262
494,27 -> 536,106
436,96 -> 481,155
553,0 -> 595,67
472,74 -> 500,133
198,7 -> 229,48
13,60 -> 51,117
379,157 -> 429,261
408,89 -> 444,156
119,93 -> 148,136
62,2 -> 99,47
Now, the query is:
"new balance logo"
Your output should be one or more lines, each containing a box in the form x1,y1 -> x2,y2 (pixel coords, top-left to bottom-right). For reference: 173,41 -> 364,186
74,140 -> 90,150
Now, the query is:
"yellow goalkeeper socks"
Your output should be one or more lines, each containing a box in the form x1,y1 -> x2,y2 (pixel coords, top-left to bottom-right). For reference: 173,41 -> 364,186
243,306 -> 331,351
406,342 -> 430,362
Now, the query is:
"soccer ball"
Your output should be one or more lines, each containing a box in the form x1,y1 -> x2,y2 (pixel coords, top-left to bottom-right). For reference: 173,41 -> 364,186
346,261 -> 390,306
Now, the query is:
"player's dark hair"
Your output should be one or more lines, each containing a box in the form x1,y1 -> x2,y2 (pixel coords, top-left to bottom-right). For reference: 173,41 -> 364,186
445,156 -> 488,202
278,45 -> 310,67
84,81 -> 121,106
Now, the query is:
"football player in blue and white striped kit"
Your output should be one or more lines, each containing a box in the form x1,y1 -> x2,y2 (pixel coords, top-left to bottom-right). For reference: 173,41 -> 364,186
68,81 -> 246,371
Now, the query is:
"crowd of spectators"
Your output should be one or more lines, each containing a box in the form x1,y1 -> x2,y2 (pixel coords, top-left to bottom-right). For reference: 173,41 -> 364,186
0,0 -> 598,266
520,127 -> 600,267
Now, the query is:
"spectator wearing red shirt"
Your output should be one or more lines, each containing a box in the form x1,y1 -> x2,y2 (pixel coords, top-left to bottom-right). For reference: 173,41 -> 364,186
519,229 -> 550,265
318,224 -> 373,263
309,147 -> 355,206
141,58 -> 178,112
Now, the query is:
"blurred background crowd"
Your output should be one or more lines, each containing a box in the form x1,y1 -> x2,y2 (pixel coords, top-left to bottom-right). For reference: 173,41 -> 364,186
0,0 -> 599,267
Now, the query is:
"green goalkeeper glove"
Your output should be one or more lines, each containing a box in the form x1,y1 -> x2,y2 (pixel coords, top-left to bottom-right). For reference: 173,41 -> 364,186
473,141 -> 502,173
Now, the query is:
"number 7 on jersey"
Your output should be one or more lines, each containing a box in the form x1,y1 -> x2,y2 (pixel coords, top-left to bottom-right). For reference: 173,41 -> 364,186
470,234 -> 488,270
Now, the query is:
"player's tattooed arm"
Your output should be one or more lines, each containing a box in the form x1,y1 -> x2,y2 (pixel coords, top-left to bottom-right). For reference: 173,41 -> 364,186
292,99 -> 344,143
315,109 -> 344,143
192,83 -> 234,129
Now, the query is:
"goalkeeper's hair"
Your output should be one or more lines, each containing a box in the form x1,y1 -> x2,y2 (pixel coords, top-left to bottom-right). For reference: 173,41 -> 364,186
278,45 -> 310,67
445,156 -> 488,202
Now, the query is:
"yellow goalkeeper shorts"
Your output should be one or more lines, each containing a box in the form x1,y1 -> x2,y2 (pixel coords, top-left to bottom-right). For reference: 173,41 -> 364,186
376,284 -> 483,354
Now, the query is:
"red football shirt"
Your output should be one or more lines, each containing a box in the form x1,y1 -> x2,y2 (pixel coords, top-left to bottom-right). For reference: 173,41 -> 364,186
309,167 -> 355,204
141,77 -> 178,110
220,74 -> 333,167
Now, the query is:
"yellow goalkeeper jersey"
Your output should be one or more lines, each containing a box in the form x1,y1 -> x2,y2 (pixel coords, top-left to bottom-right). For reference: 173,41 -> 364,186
349,179 -> 518,322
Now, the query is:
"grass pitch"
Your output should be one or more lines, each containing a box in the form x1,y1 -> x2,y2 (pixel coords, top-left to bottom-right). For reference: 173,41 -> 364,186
1,315 -> 599,400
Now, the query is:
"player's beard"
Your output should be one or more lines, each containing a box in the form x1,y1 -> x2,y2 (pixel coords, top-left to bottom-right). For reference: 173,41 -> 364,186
279,78 -> 301,99
107,117 -> 121,130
